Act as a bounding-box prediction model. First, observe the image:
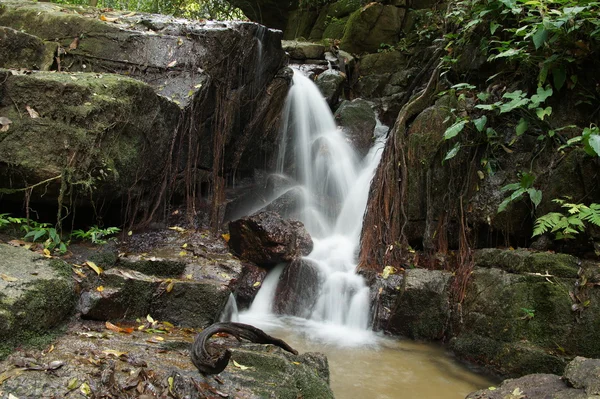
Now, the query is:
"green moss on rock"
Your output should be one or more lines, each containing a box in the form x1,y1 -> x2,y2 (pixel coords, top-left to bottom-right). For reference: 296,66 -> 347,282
475,248 -> 580,278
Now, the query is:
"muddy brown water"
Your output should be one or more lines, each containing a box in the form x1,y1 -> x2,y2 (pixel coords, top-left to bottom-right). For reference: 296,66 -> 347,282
273,328 -> 497,399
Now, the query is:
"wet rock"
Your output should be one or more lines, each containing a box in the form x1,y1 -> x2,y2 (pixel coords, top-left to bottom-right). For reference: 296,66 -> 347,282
387,268 -> 451,339
0,27 -> 56,70
315,69 -> 346,107
334,99 -> 377,156
563,357 -> 600,395
282,40 -> 326,60
340,3 -> 405,54
0,319 -> 334,399
0,244 -> 76,358
274,259 -> 322,318
228,211 -> 313,267
369,272 -> 405,332
232,263 -> 268,310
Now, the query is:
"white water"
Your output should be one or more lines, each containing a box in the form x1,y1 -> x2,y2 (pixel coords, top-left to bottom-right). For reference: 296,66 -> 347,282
234,71 -> 387,346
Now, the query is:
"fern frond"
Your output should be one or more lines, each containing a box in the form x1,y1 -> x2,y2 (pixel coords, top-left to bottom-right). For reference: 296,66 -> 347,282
533,212 -> 563,237
580,203 -> 600,227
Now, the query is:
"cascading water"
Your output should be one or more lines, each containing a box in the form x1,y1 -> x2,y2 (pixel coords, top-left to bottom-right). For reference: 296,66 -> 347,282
237,70 -> 387,345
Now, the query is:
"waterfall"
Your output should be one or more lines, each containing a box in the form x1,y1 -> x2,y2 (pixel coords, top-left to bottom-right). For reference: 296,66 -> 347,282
239,70 -> 387,346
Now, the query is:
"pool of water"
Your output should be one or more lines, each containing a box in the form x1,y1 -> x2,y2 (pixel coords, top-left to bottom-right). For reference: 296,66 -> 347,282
249,318 -> 497,399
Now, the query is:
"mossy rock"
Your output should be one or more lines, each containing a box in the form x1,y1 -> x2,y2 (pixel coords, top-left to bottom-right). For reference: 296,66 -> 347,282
340,3 -> 405,54
323,15 -> 349,39
359,51 -> 408,75
309,5 -> 331,40
118,258 -> 187,278
475,248 -> 580,278
283,9 -> 319,40
328,0 -> 362,18
0,244 -> 76,359
0,69 -> 179,205
334,98 -> 376,155
0,27 -> 56,70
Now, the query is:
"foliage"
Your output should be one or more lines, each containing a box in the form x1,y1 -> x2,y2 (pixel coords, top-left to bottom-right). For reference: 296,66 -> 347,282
533,198 -> 600,239
559,125 -> 600,156
497,172 -> 542,213
49,0 -> 246,20
71,226 -> 121,244
21,221 -> 67,254
446,0 -> 600,91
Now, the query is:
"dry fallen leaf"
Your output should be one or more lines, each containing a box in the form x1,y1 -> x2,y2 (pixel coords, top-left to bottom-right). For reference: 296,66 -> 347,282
105,321 -> 133,334
0,116 -> 12,132
232,360 -> 250,370
166,60 -> 177,68
221,233 -> 230,242
25,105 -> 39,118
100,14 -> 119,22
96,285 -> 104,292
168,226 -> 185,232
0,273 -> 18,282
85,261 -> 103,275
166,280 -> 175,293
253,281 -> 261,287
103,349 -> 128,358
68,37 -> 79,50
80,382 -> 92,395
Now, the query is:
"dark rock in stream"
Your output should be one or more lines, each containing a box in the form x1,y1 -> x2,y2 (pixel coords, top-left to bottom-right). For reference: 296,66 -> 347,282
228,211 -> 313,267
232,263 -> 268,310
315,69 -> 346,107
274,259 -> 322,318
334,98 -> 377,156
0,320 -> 334,399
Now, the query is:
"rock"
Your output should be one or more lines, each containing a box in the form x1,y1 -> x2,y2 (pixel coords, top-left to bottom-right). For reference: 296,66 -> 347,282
340,3 -> 405,54
563,357 -> 600,395
283,9 -> 319,40
0,244 -> 76,359
386,268 -> 451,339
0,69 -> 179,206
315,69 -> 346,107
328,0 -> 363,18
474,248 -> 580,278
274,259 -> 322,317
228,211 -> 313,267
334,99 -> 377,156
282,40 -> 326,60
467,373 -> 588,399
369,272 -> 405,331
232,263 -> 268,310
0,319 -> 334,398
323,16 -> 350,39
0,27 -> 56,70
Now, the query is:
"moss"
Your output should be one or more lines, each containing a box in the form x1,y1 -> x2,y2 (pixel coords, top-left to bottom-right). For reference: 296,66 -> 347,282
122,259 -> 187,278
88,250 -> 119,269
48,259 -> 72,278
475,249 -> 580,278
322,16 -> 348,39
328,0 -> 362,18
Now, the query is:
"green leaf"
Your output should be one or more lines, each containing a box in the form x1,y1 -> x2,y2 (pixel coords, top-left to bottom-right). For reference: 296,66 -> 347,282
553,66 -> 567,91
529,86 -> 553,108
488,48 -> 522,61
532,25 -> 548,49
444,143 -> 461,161
587,134 -> 600,156
538,64 -> 549,86
536,106 -> 552,120
516,118 -> 528,136
473,115 -> 487,132
527,188 -> 542,208
490,21 -> 501,35
444,120 -> 468,140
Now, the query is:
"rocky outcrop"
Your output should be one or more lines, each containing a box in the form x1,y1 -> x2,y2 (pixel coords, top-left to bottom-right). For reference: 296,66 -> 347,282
228,212 -> 313,267
0,27 -> 56,70
0,244 -> 76,359
0,319 -> 334,398
334,99 -> 377,156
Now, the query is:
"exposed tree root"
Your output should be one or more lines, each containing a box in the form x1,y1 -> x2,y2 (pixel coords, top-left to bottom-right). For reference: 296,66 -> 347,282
191,322 -> 298,375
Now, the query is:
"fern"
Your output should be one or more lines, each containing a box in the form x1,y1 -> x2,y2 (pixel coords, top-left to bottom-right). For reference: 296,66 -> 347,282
533,200 -> 600,240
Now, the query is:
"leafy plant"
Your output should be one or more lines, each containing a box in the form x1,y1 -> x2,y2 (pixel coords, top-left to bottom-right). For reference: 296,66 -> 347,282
377,43 -> 396,53
22,222 -> 67,254
0,213 -> 27,229
71,226 -> 121,244
559,125 -> 600,157
520,307 -> 535,320
533,199 -> 600,239
498,172 -> 542,213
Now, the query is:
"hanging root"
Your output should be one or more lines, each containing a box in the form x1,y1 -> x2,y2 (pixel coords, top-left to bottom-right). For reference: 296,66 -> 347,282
358,51 -> 443,272
191,322 -> 298,374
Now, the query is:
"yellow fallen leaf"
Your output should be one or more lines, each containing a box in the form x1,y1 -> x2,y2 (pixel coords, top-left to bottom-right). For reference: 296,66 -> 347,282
96,286 -> 104,292
382,266 -> 397,279
185,274 -> 193,280
72,268 -> 86,278
221,233 -> 230,242
146,314 -> 155,324
80,381 -> 92,395
152,336 -> 164,341
26,105 -> 39,118
181,243 -> 188,249
85,261 -> 102,275
127,230 -> 133,236
43,248 -> 52,258
166,280 -> 175,293
1,273 -> 18,282
67,377 -> 79,390
179,251 -> 187,256
253,281 -> 261,287
168,226 -> 185,232
100,14 -> 119,22
103,349 -> 128,358
292,361 -> 300,365
232,360 -> 250,370
220,273 -> 230,279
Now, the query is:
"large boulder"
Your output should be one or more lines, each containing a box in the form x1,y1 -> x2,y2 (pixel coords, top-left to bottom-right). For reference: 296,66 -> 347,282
228,211 -> 313,267
315,69 -> 346,107
282,40 -> 326,60
340,3 -> 405,54
0,27 -> 56,70
0,244 -> 76,359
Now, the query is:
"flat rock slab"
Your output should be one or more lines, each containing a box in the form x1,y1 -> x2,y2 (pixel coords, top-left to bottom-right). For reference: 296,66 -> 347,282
0,27 -> 56,70
0,320 -> 334,399
0,243 -> 75,358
